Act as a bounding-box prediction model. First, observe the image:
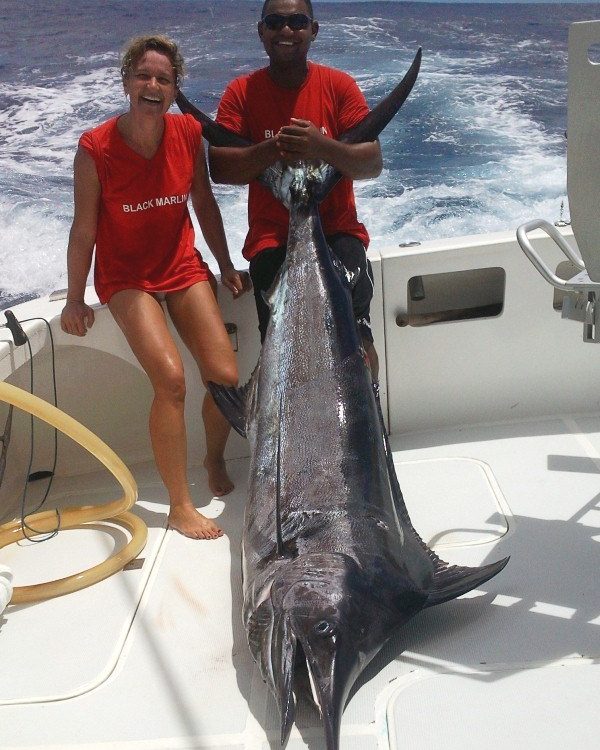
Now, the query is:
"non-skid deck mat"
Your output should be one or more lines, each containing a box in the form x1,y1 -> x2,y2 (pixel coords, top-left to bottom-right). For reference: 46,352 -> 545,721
1,415 -> 599,748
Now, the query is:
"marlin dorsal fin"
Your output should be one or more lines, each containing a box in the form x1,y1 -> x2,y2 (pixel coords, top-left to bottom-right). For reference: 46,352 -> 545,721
316,47 -> 422,202
176,91 -> 250,147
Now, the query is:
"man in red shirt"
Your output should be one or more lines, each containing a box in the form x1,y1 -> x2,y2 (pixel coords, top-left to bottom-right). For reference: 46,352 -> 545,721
209,0 -> 382,376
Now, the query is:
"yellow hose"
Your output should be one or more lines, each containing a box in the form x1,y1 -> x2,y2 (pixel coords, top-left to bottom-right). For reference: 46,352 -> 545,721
0,381 -> 148,604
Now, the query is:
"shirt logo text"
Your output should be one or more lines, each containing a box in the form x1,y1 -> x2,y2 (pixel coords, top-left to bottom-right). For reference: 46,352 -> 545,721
122,193 -> 188,213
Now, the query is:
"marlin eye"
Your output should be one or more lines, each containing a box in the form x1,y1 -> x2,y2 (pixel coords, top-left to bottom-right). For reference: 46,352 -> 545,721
315,620 -> 334,636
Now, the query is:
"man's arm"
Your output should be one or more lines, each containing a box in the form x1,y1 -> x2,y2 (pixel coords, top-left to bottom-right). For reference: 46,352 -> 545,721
208,80 -> 281,185
209,125 -> 382,184
208,139 -> 281,185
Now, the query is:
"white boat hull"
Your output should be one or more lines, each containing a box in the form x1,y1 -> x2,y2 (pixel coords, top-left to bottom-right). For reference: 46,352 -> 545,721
1,229 -> 598,749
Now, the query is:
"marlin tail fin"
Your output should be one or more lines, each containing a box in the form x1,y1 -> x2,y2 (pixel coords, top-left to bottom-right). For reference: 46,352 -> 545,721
317,47 -> 422,200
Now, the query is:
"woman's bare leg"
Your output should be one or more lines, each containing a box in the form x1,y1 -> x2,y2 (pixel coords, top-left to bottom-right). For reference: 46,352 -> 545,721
109,289 -> 223,539
167,281 -> 238,496
201,391 -> 233,496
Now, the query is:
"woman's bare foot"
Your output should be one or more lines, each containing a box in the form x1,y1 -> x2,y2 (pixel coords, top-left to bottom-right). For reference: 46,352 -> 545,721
168,503 -> 223,540
204,456 -> 234,497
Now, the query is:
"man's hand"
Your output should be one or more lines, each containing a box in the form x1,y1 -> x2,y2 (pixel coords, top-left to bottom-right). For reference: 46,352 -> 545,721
275,119 -> 326,163
220,267 -> 252,299
61,300 -> 95,336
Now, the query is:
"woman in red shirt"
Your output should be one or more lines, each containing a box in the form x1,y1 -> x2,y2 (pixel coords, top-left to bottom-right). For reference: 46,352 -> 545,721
61,35 -> 250,540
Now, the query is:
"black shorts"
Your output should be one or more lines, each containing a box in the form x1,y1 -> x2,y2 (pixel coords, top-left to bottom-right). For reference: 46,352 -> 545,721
248,232 -> 374,344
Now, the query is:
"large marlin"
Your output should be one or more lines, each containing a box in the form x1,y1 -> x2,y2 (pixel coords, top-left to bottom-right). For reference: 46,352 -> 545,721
178,49 -> 509,750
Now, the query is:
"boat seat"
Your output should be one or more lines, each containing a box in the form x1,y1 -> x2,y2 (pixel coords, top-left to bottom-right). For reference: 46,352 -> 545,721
517,20 -> 600,342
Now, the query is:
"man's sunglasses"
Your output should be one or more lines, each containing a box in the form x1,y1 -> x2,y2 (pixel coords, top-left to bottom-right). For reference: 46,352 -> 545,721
261,13 -> 313,31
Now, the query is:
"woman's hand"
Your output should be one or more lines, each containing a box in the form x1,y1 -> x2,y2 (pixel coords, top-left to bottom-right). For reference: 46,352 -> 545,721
61,300 -> 95,336
220,267 -> 252,299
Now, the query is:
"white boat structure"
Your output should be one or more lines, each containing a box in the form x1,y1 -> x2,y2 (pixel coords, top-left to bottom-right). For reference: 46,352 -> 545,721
1,20 -> 599,750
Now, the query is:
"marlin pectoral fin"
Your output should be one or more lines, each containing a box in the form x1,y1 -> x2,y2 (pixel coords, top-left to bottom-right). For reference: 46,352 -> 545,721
425,556 -> 510,609
261,260 -> 288,313
246,599 -> 276,680
260,289 -> 272,311
330,251 -> 355,288
207,382 -> 248,437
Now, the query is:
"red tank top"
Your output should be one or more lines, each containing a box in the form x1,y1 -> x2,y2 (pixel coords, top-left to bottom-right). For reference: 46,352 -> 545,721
79,113 -> 210,303
216,63 -> 370,260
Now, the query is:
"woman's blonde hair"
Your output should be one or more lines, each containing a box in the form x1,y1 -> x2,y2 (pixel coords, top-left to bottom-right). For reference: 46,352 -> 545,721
120,35 -> 184,87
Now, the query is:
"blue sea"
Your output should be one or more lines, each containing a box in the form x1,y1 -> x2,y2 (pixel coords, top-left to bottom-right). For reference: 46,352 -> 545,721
1,0 -> 599,309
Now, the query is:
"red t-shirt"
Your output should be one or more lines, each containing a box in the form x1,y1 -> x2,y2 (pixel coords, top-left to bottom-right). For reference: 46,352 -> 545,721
216,62 -> 370,260
79,113 -> 210,303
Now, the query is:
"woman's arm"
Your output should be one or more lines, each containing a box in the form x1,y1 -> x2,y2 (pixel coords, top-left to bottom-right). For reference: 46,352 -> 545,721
190,147 -> 250,297
60,147 -> 100,336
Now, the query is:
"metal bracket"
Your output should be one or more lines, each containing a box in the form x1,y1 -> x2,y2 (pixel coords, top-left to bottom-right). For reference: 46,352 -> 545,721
516,219 -> 600,342
584,292 -> 600,342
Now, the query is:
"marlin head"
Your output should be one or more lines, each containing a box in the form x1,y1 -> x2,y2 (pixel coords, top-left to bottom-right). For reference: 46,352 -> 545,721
260,553 -> 421,750
268,554 -> 367,749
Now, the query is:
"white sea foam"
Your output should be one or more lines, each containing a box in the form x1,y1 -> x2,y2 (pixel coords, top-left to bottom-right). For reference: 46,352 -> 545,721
0,68 -> 121,177
355,56 -> 567,248
424,133 -> 459,145
0,0 -> 577,303
359,172 -> 568,250
0,197 -> 70,297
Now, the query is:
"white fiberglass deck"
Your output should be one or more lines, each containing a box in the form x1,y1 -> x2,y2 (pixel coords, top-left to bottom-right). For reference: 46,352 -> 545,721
1,412 -> 598,750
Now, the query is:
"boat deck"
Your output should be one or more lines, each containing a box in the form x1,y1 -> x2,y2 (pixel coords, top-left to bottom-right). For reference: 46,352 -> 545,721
1,412 -> 599,749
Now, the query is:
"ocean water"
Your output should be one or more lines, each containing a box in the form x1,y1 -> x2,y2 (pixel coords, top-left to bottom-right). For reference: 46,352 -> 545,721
1,0 -> 599,309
